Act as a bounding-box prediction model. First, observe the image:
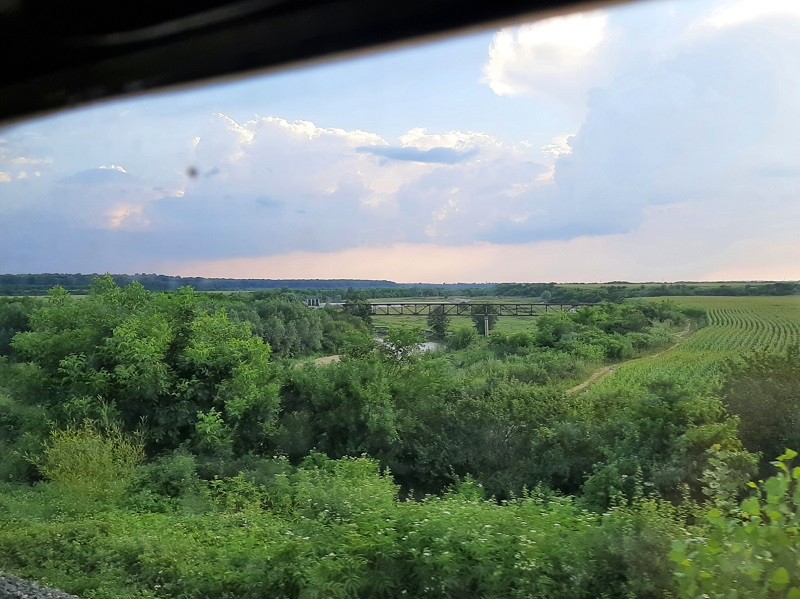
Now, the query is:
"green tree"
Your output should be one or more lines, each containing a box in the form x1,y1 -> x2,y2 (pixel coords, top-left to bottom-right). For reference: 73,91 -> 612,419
381,326 -> 425,363
471,304 -> 498,336
449,326 -> 477,350
342,299 -> 373,327
11,277 -> 280,454
426,305 -> 450,340
722,346 -> 800,475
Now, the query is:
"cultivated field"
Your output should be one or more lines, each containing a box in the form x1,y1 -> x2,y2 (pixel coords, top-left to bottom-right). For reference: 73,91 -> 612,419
574,296 -> 800,401
679,296 -> 800,353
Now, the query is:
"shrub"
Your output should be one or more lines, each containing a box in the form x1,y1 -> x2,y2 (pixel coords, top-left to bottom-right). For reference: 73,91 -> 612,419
0,393 -> 51,483
38,421 -> 144,502
449,325 -> 477,350
672,449 -> 800,596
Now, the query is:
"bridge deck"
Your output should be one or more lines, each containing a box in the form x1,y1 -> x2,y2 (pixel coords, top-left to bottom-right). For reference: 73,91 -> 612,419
366,302 -> 595,316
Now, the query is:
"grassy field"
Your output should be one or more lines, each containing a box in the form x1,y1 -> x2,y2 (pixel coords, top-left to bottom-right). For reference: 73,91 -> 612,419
370,298 -> 577,333
372,313 -> 543,334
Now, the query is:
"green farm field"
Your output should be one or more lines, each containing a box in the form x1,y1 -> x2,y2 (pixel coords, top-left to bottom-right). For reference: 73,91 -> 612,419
675,295 -> 800,353
571,295 -> 800,403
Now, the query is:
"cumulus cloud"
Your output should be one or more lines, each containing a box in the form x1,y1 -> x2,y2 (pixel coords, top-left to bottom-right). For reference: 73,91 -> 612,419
0,108 -> 549,272
63,167 -> 131,185
2,0 -> 800,282
483,10 -> 610,111
469,0 -> 800,251
398,128 -> 499,151
139,116 -> 545,259
541,135 -> 572,160
701,0 -> 800,30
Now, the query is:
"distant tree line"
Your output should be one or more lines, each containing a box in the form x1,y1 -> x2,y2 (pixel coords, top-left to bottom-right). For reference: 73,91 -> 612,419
1,273 -> 797,300
0,274 -> 402,295
494,282 -> 800,302
0,274 -> 494,297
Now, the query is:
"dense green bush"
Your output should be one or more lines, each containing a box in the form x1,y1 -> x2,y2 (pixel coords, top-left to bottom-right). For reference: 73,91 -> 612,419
0,391 -> 50,482
0,297 -> 38,356
448,325 -> 478,350
672,449 -> 800,597
39,422 -> 144,503
722,346 -> 800,475
0,455 -> 688,599
9,279 -> 281,454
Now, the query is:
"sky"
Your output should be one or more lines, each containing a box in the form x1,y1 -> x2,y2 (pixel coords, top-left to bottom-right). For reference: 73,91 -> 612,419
2,0 -> 800,283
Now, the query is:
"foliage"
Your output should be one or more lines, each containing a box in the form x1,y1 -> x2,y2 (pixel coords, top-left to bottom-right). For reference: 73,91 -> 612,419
342,299 -> 373,326
0,389 -> 50,482
448,325 -> 477,350
0,455 -> 686,599
672,449 -> 800,597
38,421 -> 144,502
722,346 -> 800,475
426,305 -> 450,339
0,297 -> 38,356
129,449 -> 206,509
380,325 -> 425,363
0,289 -> 799,597
471,304 -> 499,335
10,278 -> 281,454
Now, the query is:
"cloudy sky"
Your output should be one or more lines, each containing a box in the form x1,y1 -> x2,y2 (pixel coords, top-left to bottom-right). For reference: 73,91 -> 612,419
2,0 -> 800,282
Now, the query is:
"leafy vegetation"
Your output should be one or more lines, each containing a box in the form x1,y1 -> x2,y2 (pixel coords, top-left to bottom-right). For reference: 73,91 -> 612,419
1,282 -> 800,596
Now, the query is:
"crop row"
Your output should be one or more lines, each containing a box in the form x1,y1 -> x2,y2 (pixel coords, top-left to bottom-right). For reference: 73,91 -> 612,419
685,303 -> 800,353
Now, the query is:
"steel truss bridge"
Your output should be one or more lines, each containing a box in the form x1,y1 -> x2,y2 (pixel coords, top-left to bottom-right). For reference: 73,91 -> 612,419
366,302 -> 596,317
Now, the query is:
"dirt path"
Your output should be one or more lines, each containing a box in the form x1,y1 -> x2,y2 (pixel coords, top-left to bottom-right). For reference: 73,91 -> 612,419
565,323 -> 693,396
313,354 -> 341,366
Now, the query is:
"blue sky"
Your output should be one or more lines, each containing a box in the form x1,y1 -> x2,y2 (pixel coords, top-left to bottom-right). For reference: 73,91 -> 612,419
2,0 -> 800,282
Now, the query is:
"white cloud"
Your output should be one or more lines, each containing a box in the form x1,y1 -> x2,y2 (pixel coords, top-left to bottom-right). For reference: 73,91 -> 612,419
0,147 -> 52,182
155,115 -> 546,254
214,113 -> 254,144
399,127 -> 498,151
701,0 -> 800,30
483,11 -> 609,102
99,164 -> 127,173
541,135 -> 573,160
10,156 -> 52,168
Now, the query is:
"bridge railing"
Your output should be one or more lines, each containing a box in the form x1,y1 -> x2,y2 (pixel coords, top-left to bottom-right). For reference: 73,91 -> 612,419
365,302 -> 597,316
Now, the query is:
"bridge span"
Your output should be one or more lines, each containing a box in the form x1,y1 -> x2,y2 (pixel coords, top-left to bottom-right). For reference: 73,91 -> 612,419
366,302 -> 596,317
